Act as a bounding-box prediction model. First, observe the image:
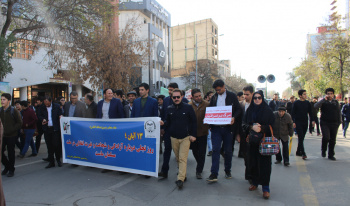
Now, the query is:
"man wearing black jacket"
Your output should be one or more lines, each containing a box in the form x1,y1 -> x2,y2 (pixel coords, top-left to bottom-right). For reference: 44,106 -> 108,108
84,93 -> 97,118
39,96 -> 63,168
314,88 -> 341,160
161,89 -> 197,189
207,79 -> 242,182
291,90 -> 314,160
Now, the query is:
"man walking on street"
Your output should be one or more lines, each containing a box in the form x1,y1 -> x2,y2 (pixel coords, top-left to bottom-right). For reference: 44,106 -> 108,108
269,93 -> 280,112
161,89 -> 197,189
273,106 -> 293,166
340,97 -> 347,130
39,96 -> 63,168
0,93 -> 22,177
310,97 -> 321,136
97,89 -> 124,119
131,83 -> 158,118
342,99 -> 350,138
189,88 -> 209,179
292,90 -> 315,160
207,79 -> 241,182
63,91 -> 85,118
84,93 -> 97,118
158,83 -> 188,179
124,91 -> 137,118
315,88 -> 341,160
35,97 -> 45,152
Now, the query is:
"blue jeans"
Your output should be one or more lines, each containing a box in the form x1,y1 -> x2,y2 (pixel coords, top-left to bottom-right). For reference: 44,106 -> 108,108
20,129 -> 37,156
207,130 -> 212,152
210,126 -> 233,176
343,121 -> 349,137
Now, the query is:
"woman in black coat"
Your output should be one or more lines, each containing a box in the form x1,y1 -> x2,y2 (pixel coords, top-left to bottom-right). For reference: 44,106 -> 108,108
242,90 -> 275,199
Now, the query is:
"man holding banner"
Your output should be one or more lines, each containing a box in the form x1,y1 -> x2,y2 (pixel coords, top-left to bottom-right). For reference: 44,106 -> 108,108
161,89 -> 197,189
206,79 -> 241,182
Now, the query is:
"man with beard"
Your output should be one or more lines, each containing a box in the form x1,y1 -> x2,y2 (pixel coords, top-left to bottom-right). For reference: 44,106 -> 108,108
189,88 -> 209,179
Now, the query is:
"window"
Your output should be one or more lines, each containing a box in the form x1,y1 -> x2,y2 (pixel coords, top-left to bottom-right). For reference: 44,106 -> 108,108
215,28 -> 217,35
212,37 -> 214,44
215,39 -> 217,45
212,49 -> 214,56
10,39 -> 36,60
212,25 -> 214,33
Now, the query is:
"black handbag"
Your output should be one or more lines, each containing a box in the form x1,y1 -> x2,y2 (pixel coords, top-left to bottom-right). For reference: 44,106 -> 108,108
248,130 -> 263,144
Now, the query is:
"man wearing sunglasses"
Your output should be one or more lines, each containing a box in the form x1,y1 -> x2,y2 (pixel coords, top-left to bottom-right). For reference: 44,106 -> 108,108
206,79 -> 242,182
160,89 -> 197,189
158,83 -> 189,179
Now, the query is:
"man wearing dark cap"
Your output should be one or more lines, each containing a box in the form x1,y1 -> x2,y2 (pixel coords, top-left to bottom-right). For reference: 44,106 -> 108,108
273,106 -> 294,166
124,91 -> 137,118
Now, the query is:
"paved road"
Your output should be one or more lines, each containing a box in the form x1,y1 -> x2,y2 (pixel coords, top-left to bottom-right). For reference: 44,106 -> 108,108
2,129 -> 350,206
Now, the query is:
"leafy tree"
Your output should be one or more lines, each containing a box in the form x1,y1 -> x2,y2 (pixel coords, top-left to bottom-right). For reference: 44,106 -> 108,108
63,18 -> 150,91
0,0 -> 114,79
225,74 -> 252,94
181,59 -> 219,94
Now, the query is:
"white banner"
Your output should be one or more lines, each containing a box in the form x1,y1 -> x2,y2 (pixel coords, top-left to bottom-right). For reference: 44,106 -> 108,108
203,106 -> 232,125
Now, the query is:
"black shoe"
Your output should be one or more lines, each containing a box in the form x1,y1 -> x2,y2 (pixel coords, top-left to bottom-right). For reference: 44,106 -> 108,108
225,171 -> 232,179
196,172 -> 202,179
175,180 -> 183,189
275,160 -> 282,164
207,151 -> 212,156
101,169 -> 111,173
17,154 -> 24,158
144,175 -> 151,179
7,171 -> 14,177
206,174 -> 218,182
284,162 -> 290,166
28,154 -> 37,157
328,156 -> 336,161
322,151 -> 326,157
57,161 -> 62,167
158,172 -> 168,179
302,154 -> 307,160
1,168 -> 9,176
45,163 -> 55,169
42,158 -> 50,162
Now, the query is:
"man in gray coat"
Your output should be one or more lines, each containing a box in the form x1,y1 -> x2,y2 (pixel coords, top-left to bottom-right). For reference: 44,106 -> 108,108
273,106 -> 293,166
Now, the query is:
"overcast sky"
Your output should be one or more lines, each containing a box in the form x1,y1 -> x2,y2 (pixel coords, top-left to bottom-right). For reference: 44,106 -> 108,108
158,0 -> 347,96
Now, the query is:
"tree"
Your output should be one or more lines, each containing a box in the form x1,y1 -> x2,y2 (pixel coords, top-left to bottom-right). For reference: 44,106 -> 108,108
64,18 -> 150,91
282,87 -> 293,99
0,0 -> 114,79
225,74 -> 252,93
181,59 -> 219,94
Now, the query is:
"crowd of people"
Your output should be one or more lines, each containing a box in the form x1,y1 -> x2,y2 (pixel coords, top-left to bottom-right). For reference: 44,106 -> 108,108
0,79 -> 345,201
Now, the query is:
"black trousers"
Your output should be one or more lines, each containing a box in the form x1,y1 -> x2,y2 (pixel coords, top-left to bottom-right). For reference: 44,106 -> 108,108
191,135 -> 207,173
248,141 -> 272,186
309,117 -> 321,134
44,127 -> 62,164
35,128 -> 44,153
320,122 -> 339,158
276,139 -> 289,163
1,136 -> 17,172
161,131 -> 172,174
296,122 -> 308,155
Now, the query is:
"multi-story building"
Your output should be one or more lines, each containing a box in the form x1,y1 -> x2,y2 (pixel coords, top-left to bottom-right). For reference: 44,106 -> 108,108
118,0 -> 171,95
171,18 -> 219,78
218,60 -> 231,80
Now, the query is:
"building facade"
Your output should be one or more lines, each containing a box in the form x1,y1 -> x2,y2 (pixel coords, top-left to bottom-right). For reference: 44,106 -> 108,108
171,18 -> 219,77
218,60 -> 231,80
118,0 -> 171,95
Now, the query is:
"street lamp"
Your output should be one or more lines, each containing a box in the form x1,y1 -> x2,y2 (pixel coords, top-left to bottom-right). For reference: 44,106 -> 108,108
194,34 -> 224,88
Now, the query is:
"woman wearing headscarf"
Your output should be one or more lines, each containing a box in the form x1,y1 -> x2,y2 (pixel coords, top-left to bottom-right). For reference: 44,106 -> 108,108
243,90 -> 275,199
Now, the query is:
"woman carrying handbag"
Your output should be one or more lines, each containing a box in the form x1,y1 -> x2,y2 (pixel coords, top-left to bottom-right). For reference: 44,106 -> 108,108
242,90 -> 275,199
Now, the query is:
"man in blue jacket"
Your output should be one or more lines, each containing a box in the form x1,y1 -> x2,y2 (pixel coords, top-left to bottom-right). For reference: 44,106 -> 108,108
131,83 -> 158,118
97,88 -> 124,119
